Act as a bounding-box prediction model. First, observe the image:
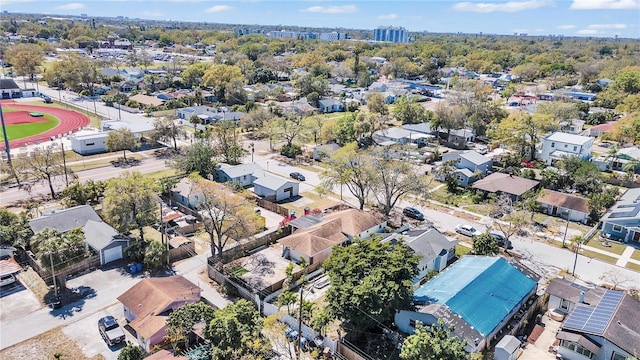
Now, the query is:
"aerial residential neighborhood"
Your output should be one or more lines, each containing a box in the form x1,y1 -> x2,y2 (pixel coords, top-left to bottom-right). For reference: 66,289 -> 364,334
0,3 -> 639,360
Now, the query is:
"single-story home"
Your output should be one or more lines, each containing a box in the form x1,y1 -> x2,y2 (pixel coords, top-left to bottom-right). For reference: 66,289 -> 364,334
171,178 -> 202,209
438,150 -> 492,186
383,227 -> 458,284
547,278 -> 640,360
253,173 -> 299,202
537,190 -> 590,224
318,98 -> 344,113
29,205 -> 129,265
0,79 -> 22,99
599,188 -> 640,243
280,209 -> 386,265
212,163 -> 264,187
472,173 -> 540,201
118,275 -> 201,352
70,132 -> 108,155
395,256 -> 537,353
128,93 -> 165,107
589,122 -> 616,138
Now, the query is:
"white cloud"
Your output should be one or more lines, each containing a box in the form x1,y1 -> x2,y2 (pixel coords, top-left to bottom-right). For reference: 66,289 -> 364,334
205,5 -> 233,13
55,2 -> 85,10
451,0 -> 554,13
557,24 -> 576,29
378,13 -> 398,20
142,11 -> 164,18
577,29 -> 600,34
301,5 -> 357,14
587,23 -> 628,29
570,0 -> 640,9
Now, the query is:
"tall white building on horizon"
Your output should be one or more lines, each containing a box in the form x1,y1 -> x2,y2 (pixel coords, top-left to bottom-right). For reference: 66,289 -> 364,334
373,26 -> 409,43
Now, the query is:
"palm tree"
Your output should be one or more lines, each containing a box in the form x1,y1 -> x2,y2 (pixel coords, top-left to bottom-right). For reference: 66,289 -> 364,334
623,158 -> 639,181
604,145 -> 619,171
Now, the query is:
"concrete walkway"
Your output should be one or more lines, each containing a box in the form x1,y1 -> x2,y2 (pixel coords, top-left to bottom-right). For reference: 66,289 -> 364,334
616,246 -> 638,267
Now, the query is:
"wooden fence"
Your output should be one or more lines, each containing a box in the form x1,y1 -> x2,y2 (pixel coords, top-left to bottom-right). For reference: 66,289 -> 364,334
255,198 -> 290,217
168,241 -> 196,262
336,340 -> 370,360
218,227 -> 292,263
27,251 -> 101,286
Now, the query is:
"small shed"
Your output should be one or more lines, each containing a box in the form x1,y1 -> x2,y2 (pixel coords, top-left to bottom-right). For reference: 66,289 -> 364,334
253,174 -> 299,202
70,132 -> 108,155
494,335 -> 521,360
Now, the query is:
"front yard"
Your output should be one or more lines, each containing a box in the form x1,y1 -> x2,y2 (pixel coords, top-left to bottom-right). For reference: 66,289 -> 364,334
0,327 -> 104,360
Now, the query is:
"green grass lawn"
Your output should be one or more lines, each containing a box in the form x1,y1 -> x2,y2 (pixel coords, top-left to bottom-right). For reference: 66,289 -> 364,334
580,248 -> 617,264
626,262 -> 640,272
0,112 -> 59,141
429,187 -> 477,207
586,238 -> 627,255
455,244 -> 472,257
631,249 -> 640,261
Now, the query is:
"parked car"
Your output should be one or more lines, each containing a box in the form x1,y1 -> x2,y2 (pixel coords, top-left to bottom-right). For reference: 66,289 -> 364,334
42,95 -> 52,103
0,273 -> 16,287
403,207 -> 425,221
488,231 -> 514,249
98,315 -> 126,346
313,276 -> 330,289
455,224 -> 481,237
290,172 -> 306,181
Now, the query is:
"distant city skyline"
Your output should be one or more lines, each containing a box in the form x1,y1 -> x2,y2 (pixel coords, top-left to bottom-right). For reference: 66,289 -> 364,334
2,0 -> 640,39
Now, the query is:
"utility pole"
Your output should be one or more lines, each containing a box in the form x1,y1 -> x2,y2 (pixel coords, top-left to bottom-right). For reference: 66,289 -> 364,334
0,102 -> 11,164
297,285 -> 304,358
61,142 -> 69,186
562,209 -> 571,248
572,238 -> 582,276
49,252 -> 59,300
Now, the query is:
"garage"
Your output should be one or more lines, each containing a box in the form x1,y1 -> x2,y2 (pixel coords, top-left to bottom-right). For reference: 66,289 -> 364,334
103,246 -> 123,264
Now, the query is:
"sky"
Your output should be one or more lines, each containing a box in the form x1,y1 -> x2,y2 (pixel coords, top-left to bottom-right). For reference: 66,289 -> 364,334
3,0 -> 640,38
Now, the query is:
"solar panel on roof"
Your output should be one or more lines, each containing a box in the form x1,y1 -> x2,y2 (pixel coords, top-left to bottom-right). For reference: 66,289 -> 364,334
563,290 -> 623,335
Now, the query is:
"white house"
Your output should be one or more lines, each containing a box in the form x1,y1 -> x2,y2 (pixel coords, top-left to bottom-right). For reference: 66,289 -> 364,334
537,190 -> 590,224
538,132 -> 593,165
212,163 -> 263,187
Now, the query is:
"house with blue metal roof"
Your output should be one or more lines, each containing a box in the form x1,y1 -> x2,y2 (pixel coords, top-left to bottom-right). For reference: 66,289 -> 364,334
394,256 -> 537,353
600,188 -> 640,244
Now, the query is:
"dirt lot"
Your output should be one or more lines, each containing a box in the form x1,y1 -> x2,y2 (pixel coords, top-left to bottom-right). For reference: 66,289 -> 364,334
0,327 -> 105,360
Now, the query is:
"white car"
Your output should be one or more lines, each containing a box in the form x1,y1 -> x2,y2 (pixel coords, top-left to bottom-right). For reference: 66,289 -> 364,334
455,224 -> 481,237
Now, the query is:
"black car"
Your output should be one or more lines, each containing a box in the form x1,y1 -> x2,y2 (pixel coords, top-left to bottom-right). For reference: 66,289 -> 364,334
403,207 -> 425,221
290,172 -> 306,181
489,232 -> 513,249
98,315 -> 126,346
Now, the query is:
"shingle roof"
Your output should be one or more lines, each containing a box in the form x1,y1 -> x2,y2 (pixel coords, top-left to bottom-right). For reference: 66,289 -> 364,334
605,294 -> 640,355
117,276 -> 200,339
129,93 -> 165,107
83,220 -> 122,251
0,79 -> 21,89
217,163 -> 263,179
537,190 -> 590,214
545,278 -> 606,305
278,209 -> 385,257
460,150 -> 491,165
387,228 -> 458,270
29,205 -> 102,233
253,173 -> 294,190
546,132 -> 592,145
472,172 -> 540,196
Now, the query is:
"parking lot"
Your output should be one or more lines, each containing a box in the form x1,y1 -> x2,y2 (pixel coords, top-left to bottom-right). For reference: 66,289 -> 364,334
0,279 -> 42,323
61,303 -> 135,360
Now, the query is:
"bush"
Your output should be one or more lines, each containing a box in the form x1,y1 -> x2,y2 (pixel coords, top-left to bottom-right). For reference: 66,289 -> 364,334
281,144 -> 302,158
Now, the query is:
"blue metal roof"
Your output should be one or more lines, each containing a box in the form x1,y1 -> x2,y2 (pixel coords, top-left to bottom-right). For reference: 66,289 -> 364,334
413,256 -> 536,337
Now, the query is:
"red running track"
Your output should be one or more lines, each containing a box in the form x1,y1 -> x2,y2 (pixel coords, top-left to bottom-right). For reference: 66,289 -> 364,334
0,100 -> 90,151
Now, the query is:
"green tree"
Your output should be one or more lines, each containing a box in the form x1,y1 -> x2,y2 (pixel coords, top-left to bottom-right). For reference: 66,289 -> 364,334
192,178 -> 261,265
203,64 -> 244,102
105,128 -> 137,162
488,112 -> 557,160
171,142 -> 218,178
11,146 -> 67,199
166,302 -> 216,352
393,95 -> 427,125
59,180 -> 106,207
31,227 -> 88,271
151,117 -> 185,151
472,232 -> 500,256
319,143 -> 375,209
489,195 -> 530,243
335,113 -> 357,145
144,240 -> 168,269
117,342 -> 144,360
204,299 -> 271,360
0,210 -> 33,249
4,43 -> 44,81
400,319 -> 470,360
102,171 -> 158,240
370,150 -> 429,216
208,120 -> 247,165
324,236 -> 420,331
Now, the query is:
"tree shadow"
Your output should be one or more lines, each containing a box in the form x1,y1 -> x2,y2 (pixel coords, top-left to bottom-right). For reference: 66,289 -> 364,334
46,285 -> 97,319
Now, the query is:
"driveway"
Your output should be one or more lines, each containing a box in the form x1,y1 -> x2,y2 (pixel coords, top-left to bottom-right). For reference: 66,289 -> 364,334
0,279 -> 42,323
61,303 -> 134,360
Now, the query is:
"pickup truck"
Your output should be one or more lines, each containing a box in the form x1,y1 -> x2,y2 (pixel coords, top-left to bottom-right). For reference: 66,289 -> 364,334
98,316 -> 126,346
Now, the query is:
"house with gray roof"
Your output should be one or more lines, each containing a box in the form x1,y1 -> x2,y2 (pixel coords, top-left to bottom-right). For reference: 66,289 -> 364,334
383,227 -> 458,284
177,106 -> 245,128
0,78 -> 22,99
212,163 -> 264,187
538,132 -> 593,166
438,150 -> 492,186
318,98 -> 344,113
253,173 -> 299,202
600,188 -> 640,244
545,278 -> 640,360
29,205 -> 129,265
